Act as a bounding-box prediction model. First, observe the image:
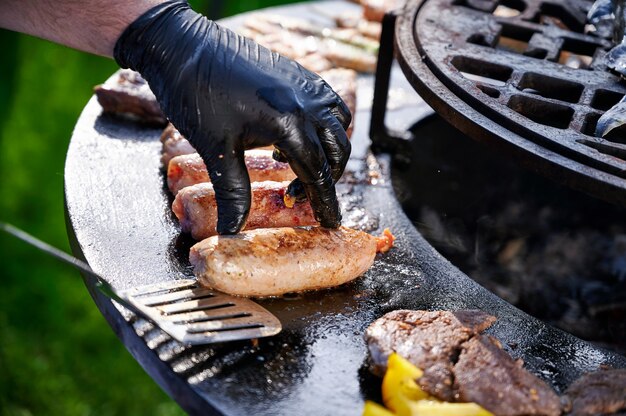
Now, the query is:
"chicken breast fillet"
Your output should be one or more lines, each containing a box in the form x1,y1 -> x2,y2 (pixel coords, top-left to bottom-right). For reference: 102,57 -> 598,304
172,181 -> 317,240
167,150 -> 295,194
189,226 -> 378,297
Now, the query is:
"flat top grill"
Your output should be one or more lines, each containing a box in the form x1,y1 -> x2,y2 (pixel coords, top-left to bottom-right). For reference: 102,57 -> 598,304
388,0 -> 626,207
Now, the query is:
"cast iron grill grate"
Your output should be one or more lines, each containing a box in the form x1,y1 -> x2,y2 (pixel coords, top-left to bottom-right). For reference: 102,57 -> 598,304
376,0 -> 626,208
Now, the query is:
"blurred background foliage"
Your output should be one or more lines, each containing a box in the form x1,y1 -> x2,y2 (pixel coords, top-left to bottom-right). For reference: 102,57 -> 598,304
0,0 -> 293,414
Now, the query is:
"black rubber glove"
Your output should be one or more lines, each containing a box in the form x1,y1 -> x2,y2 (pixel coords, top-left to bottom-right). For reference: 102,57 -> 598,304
114,1 -> 351,234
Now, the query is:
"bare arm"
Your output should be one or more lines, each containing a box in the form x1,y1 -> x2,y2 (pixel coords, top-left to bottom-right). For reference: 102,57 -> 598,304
0,0 -> 165,57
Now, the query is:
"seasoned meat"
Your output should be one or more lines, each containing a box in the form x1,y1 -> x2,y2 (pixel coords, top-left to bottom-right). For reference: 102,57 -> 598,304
160,124 -> 195,166
167,150 -> 295,194
94,69 -> 166,125
190,226 -> 378,297
320,68 -> 357,138
172,181 -> 317,240
365,310 -> 496,398
454,335 -> 562,416
565,369 -> 626,415
364,310 -> 561,415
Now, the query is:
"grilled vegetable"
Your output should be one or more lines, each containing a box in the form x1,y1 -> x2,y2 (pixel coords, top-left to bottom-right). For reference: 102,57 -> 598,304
364,353 -> 493,416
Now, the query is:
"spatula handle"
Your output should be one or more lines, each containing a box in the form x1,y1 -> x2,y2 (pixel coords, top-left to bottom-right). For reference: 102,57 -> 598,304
0,221 -> 146,318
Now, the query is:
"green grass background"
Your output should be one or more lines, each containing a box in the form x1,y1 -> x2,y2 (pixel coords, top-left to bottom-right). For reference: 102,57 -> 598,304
0,1 -> 294,414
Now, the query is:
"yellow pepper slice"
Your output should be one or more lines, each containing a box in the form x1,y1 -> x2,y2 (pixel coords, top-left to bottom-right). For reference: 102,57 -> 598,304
408,400 -> 493,416
382,353 -> 429,415
363,400 -> 396,416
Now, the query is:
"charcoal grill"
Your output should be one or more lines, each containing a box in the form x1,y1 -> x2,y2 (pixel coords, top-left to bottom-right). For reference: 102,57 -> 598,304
372,0 -> 626,207
64,1 -> 626,415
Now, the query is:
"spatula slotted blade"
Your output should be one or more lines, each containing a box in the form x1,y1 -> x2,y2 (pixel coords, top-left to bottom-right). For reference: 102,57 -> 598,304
119,279 -> 282,345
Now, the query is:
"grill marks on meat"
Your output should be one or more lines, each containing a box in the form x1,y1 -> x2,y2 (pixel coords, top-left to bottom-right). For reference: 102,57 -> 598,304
173,181 -> 317,240
364,310 -> 561,416
167,150 -> 295,194
189,226 -> 378,297
94,69 -> 166,126
564,369 -> 626,416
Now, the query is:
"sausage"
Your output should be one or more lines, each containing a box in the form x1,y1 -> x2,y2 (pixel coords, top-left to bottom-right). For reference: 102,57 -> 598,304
160,124 -> 195,166
172,181 -> 317,240
189,226 -> 387,297
167,150 -> 295,194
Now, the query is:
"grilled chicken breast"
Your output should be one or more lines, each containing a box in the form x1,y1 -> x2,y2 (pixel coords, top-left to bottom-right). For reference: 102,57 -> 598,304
167,150 -> 295,194
173,181 -> 317,240
190,226 -> 379,297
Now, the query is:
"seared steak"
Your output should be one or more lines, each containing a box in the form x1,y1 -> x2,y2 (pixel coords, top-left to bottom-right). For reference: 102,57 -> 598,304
454,335 -> 562,416
364,310 -> 561,416
565,369 -> 626,415
94,69 -> 166,126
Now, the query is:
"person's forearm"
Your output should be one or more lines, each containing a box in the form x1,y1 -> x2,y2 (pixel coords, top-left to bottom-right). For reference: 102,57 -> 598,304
0,0 -> 165,57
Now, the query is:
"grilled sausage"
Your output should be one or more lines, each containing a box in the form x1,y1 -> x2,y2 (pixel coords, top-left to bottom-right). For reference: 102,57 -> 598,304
167,150 -> 295,195
172,181 -> 317,240
190,226 -> 390,297
160,124 -> 196,166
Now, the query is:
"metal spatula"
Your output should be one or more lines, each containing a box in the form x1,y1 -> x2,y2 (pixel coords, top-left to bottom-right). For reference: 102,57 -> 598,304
1,222 -> 282,345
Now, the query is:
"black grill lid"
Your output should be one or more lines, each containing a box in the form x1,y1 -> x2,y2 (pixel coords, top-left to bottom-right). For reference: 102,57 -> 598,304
376,0 -> 626,207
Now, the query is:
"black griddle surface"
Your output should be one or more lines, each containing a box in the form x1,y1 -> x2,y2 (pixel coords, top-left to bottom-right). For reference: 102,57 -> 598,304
64,2 -> 626,415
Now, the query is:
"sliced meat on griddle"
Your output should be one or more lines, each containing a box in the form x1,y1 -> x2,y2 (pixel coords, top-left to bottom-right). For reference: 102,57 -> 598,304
454,335 -> 561,416
94,69 -> 166,126
364,309 -> 496,400
564,369 -> 626,416
364,310 -> 562,415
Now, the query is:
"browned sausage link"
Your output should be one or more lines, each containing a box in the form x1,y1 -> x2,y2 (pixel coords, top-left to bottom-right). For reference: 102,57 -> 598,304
167,150 -> 296,195
160,123 -> 196,166
189,226 -> 378,297
172,180 -> 317,240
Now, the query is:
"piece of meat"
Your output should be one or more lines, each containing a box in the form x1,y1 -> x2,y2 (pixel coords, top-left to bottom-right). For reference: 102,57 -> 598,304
167,150 -> 295,195
160,124 -> 196,166
335,11 -> 382,39
296,53 -> 334,73
564,369 -> 626,415
360,0 -> 405,22
365,310 -> 496,396
321,39 -> 377,73
190,226 -> 380,297
172,181 -> 317,240
454,336 -> 562,416
160,124 -> 274,166
243,14 -> 377,73
320,68 -> 358,137
94,69 -> 166,126
364,310 -> 561,415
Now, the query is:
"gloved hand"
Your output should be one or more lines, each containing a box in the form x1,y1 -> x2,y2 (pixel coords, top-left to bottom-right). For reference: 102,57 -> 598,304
114,1 -> 351,234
